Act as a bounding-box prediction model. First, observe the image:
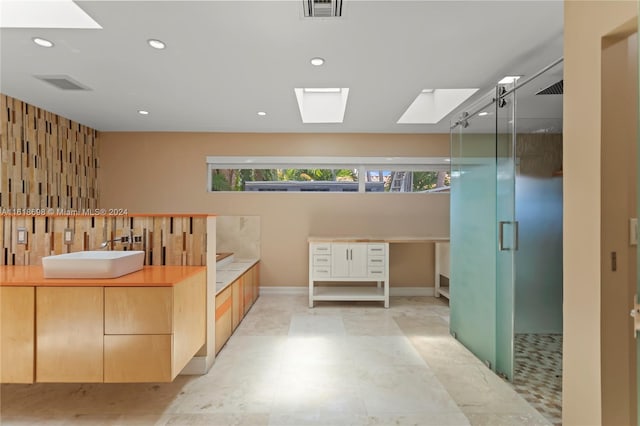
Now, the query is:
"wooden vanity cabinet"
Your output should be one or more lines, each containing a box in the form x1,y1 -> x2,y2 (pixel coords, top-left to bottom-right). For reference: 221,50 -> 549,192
31,269 -> 206,383
215,261 -> 260,353
1,287 -> 35,383
231,276 -> 244,331
36,287 -> 104,383
215,286 -> 232,354
104,271 -> 206,382
241,263 -> 260,314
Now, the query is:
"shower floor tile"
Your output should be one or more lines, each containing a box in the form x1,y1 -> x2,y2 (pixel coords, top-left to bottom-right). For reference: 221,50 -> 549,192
513,333 -> 563,426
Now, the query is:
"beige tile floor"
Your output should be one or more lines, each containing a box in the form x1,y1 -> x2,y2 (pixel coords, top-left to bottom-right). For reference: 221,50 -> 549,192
0,295 -> 550,426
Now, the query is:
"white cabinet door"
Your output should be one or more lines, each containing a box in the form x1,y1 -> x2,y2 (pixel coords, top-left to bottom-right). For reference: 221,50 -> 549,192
331,243 -> 350,277
349,244 -> 368,278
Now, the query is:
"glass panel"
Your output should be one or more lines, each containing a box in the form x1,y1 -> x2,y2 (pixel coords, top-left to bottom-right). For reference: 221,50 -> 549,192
450,96 -> 497,368
495,87 -> 516,380
512,63 -> 564,396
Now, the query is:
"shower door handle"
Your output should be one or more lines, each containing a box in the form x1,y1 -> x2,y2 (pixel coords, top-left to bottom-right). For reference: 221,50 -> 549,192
499,221 -> 519,251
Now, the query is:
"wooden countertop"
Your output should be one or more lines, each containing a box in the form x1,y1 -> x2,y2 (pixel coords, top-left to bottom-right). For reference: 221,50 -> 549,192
308,236 -> 450,243
0,266 -> 206,287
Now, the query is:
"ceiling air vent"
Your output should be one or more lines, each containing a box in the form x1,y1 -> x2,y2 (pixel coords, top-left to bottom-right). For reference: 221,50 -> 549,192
536,80 -> 563,95
35,75 -> 91,91
304,0 -> 343,17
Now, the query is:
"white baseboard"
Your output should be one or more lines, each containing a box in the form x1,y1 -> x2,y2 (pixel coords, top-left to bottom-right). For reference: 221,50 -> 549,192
259,286 -> 307,295
391,287 -> 435,297
259,286 -> 435,297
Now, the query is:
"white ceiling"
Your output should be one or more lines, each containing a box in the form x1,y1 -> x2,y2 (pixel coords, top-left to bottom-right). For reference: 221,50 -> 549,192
0,0 -> 564,133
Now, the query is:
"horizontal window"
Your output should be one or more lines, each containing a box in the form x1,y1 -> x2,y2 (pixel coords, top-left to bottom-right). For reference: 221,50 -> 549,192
207,157 -> 450,193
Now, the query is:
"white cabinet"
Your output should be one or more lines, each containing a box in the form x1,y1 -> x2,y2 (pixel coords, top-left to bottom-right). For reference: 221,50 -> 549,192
330,243 -> 368,278
309,241 -> 389,308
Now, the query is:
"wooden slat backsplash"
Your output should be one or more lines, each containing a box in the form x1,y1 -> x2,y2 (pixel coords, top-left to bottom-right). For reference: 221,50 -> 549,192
0,215 -> 207,266
0,94 -> 99,210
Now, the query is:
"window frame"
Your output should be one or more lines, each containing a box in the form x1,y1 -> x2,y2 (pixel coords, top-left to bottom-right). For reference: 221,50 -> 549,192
206,156 -> 450,193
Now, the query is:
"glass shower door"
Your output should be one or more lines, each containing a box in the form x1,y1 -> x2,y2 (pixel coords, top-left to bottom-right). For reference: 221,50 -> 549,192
450,90 -> 515,378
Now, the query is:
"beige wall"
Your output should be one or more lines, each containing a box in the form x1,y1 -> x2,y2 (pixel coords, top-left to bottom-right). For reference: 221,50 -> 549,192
98,132 -> 450,288
601,31 -> 638,426
564,1 -> 637,425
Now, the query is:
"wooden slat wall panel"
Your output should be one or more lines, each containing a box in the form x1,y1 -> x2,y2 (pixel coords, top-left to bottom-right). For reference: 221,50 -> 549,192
0,94 -> 99,211
0,215 -> 207,266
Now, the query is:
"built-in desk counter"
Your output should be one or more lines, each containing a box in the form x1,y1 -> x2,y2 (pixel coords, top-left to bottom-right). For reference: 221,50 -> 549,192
308,237 -> 450,307
0,266 -> 206,384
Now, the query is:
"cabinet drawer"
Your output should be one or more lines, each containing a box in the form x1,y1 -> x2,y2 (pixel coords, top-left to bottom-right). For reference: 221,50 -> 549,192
367,244 -> 386,256
313,267 -> 332,279
368,268 -> 385,278
367,256 -> 385,267
313,255 -> 331,266
105,287 -> 172,335
311,243 -> 332,255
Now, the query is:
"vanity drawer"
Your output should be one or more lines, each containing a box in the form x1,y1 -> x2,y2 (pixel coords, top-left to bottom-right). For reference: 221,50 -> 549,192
313,255 -> 331,266
368,268 -> 385,278
367,256 -> 385,267
311,243 -> 332,255
313,267 -> 331,279
367,244 -> 386,256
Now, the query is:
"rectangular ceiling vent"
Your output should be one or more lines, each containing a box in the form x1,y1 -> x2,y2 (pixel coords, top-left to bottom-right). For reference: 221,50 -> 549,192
536,80 -> 563,95
304,0 -> 342,17
35,75 -> 91,91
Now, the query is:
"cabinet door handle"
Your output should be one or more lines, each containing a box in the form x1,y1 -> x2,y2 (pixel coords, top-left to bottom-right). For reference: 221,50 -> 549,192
346,249 -> 349,261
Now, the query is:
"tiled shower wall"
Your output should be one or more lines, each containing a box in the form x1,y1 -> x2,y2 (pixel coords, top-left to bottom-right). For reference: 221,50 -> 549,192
517,133 -> 563,176
0,94 -> 99,210
0,215 -> 208,267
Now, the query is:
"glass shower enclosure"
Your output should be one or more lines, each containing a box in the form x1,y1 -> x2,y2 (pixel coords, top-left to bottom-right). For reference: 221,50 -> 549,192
450,59 -> 563,382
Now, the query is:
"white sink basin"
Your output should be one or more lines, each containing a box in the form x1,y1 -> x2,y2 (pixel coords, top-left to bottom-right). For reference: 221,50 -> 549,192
42,251 -> 145,279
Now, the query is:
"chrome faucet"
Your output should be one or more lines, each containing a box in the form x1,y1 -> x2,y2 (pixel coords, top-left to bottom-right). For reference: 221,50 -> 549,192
98,236 -> 127,249
99,230 -> 139,249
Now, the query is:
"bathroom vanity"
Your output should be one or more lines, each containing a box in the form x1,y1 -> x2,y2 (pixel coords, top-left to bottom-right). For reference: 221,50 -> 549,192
308,238 -> 390,308
0,266 -> 206,384
214,255 -> 260,354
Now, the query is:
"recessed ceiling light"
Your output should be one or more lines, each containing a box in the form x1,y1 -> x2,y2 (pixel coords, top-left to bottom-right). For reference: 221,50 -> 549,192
444,159 -> 451,162
421,89 -> 435,93
32,37 -> 54,48
478,111 -> 489,116
310,57 -> 325,66
147,39 -> 166,50
137,110 -> 149,115
257,111 -> 267,116
498,76 -> 521,84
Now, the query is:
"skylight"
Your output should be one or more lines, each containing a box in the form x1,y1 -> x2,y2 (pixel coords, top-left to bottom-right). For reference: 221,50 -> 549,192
498,76 -> 521,84
0,0 -> 102,29
294,88 -> 349,123
397,88 -> 479,124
